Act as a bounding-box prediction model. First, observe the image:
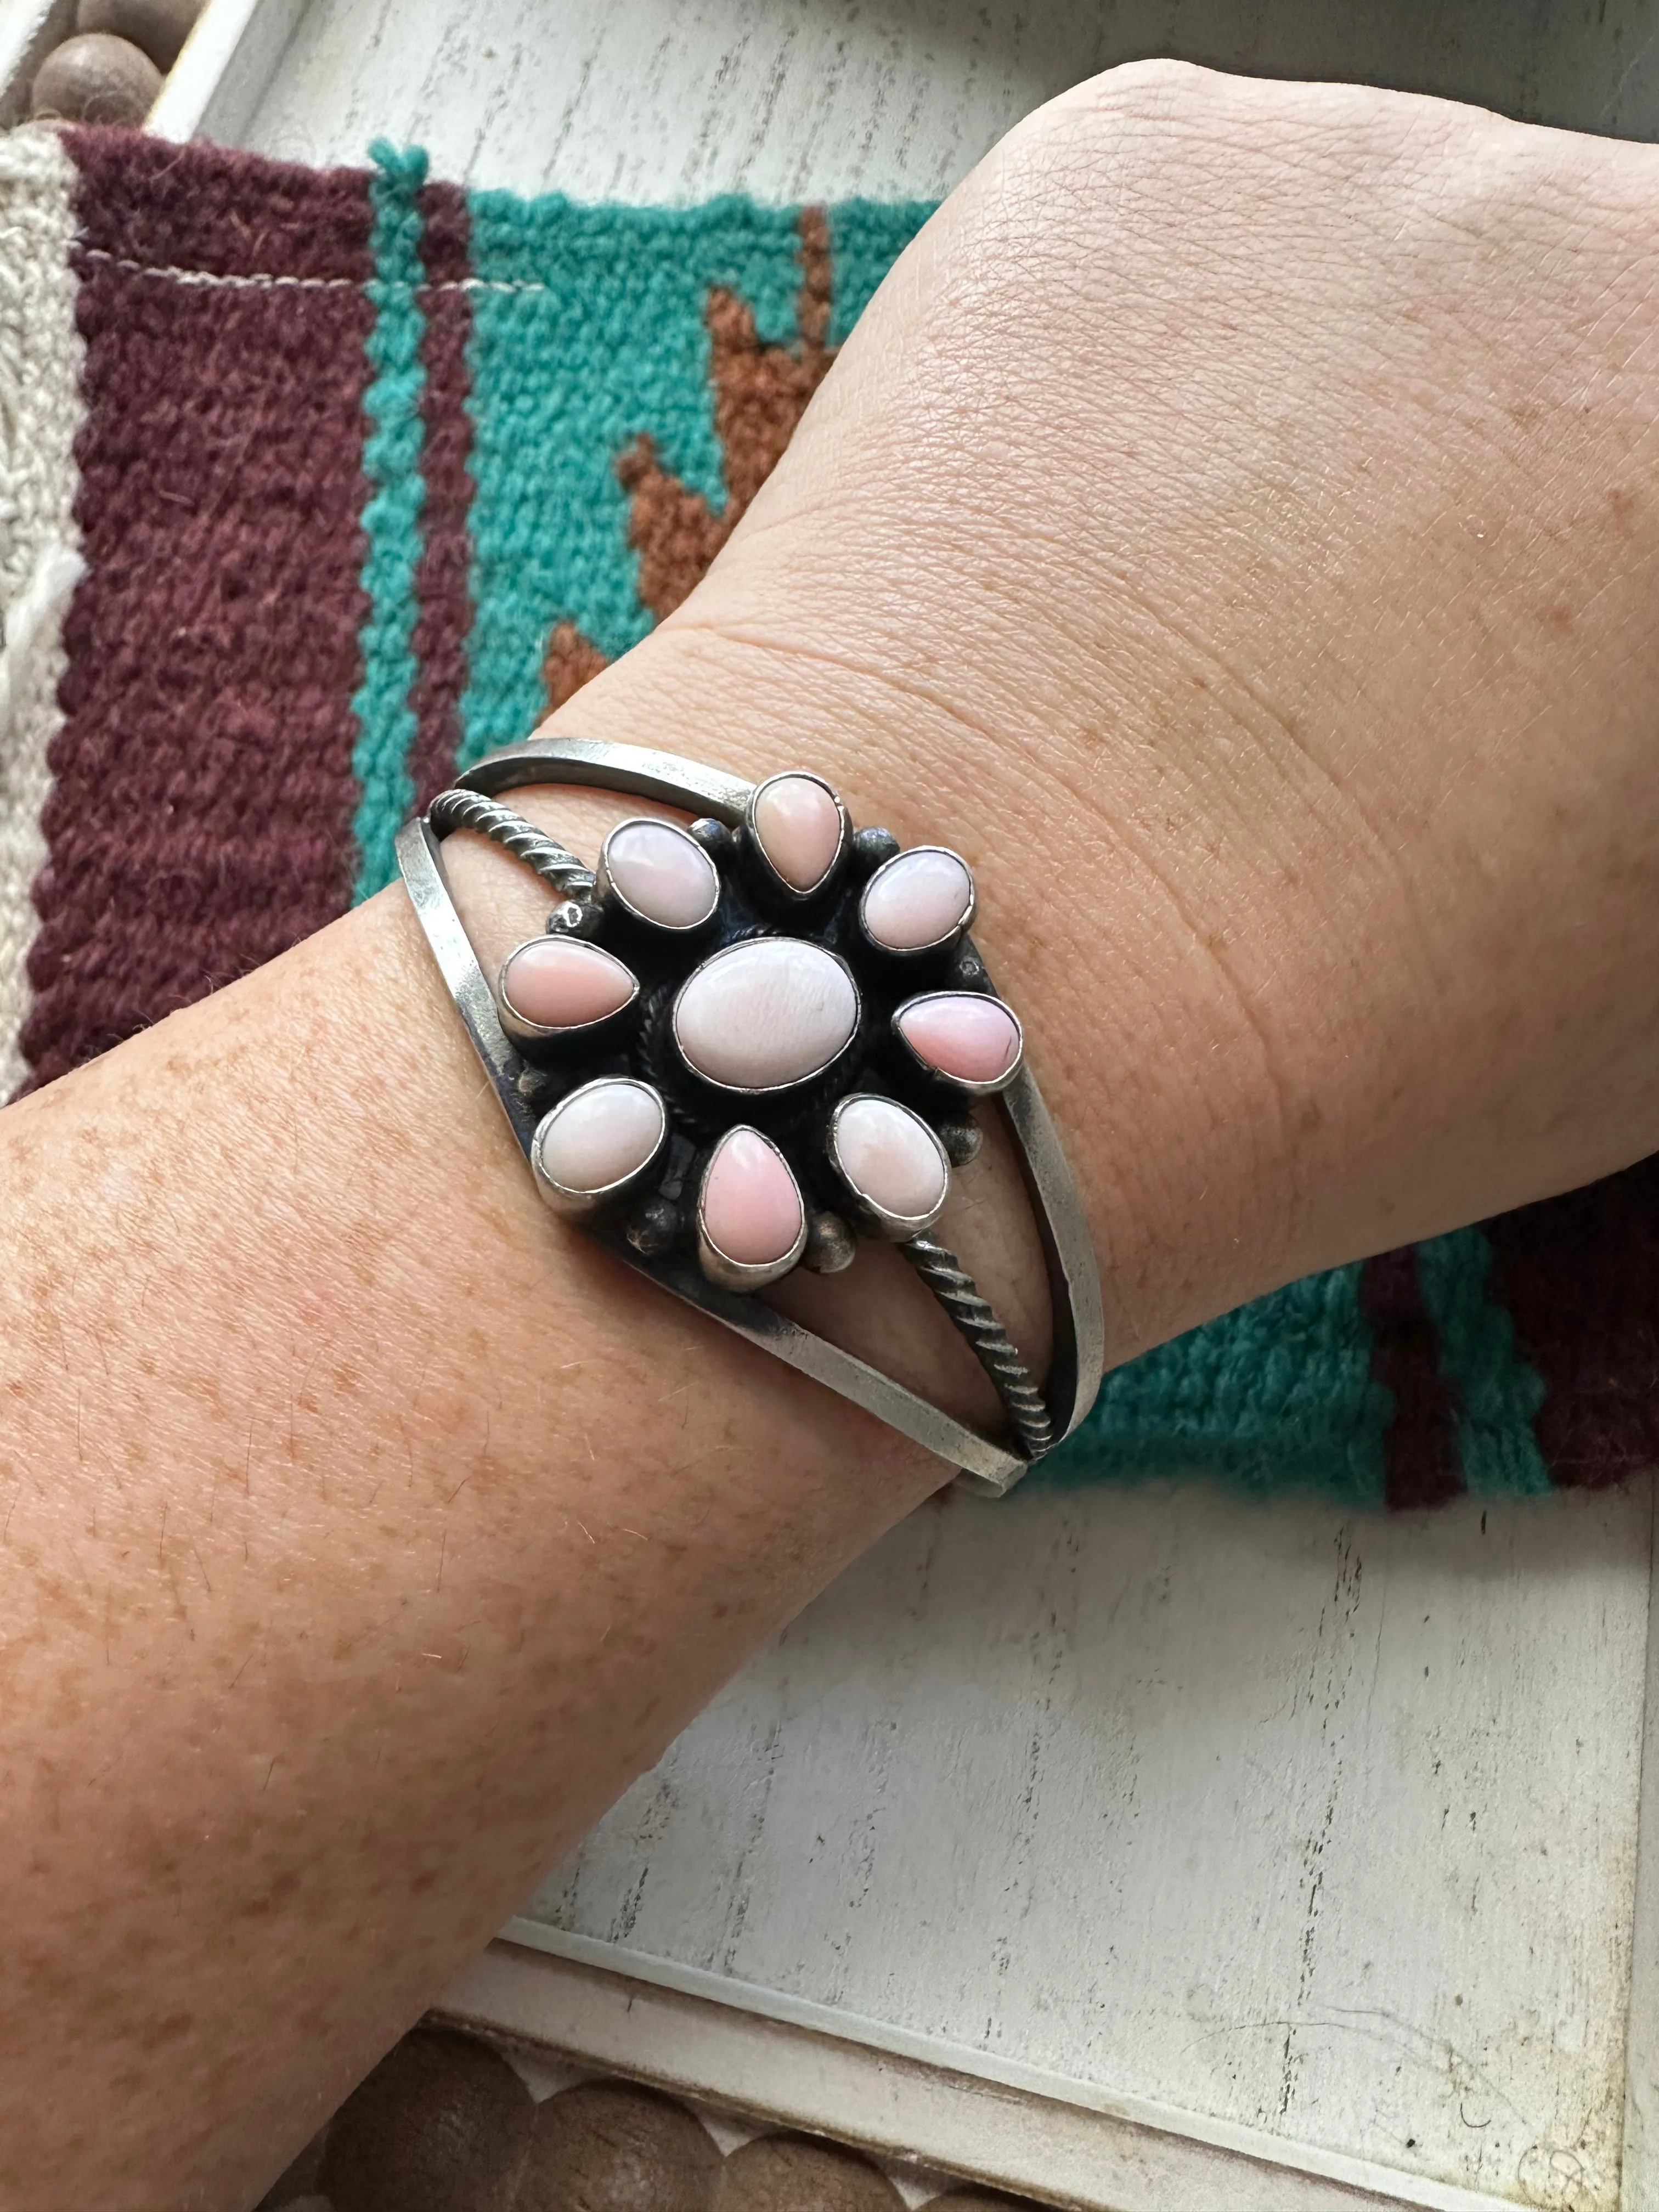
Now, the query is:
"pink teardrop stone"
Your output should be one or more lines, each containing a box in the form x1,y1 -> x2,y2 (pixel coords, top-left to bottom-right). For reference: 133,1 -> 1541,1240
602,818 -> 719,928
895,992 -> 1022,1088
861,847 -> 974,952
832,1094 -> 948,1224
751,773 -> 843,893
500,938 -> 637,1031
701,1127 -> 805,1267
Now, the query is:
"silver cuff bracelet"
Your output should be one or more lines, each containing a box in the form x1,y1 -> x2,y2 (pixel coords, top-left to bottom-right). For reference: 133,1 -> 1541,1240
397,735 -> 1103,1496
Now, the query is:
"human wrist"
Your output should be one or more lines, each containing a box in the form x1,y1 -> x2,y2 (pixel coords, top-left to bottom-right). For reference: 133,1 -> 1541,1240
425,695 -> 1071,1441
442,635 -> 1256,1376
498,68 -> 1659,1369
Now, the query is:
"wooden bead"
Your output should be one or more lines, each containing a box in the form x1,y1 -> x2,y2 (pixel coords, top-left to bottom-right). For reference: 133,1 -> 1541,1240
518,2080 -> 721,2212
30,32 -> 162,123
926,2195 -> 1046,2212
317,2028 -> 534,2212
75,0 -> 202,71
717,2135 -> 906,2212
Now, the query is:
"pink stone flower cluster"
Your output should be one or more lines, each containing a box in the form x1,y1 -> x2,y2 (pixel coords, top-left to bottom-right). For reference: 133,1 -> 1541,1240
495,771 -> 1024,1291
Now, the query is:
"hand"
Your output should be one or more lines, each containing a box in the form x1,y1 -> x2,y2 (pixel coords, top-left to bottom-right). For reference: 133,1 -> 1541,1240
517,59 -> 1659,1361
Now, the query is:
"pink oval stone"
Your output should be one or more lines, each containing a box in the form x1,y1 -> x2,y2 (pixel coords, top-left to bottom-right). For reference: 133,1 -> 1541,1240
500,937 -> 637,1032
673,938 -> 859,1092
831,1094 -> 949,1229
700,1126 -> 805,1269
750,772 -> 843,894
535,1078 -> 665,1199
860,846 -> 974,952
895,992 -> 1023,1091
601,817 -> 719,929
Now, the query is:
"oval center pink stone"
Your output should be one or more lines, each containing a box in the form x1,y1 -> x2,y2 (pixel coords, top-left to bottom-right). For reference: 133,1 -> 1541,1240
500,937 -> 637,1032
832,1094 -> 948,1226
860,846 -> 974,952
701,1127 -> 804,1266
673,939 -> 858,1091
602,818 -> 719,929
895,992 -> 1023,1090
751,772 -> 843,893
537,1078 -> 665,1195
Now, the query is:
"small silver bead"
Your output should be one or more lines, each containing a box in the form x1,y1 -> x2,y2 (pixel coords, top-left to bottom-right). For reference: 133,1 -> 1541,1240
628,1196 -> 680,1257
687,817 -> 736,861
851,826 -> 900,876
546,898 -> 601,937
803,1210 -> 859,1274
940,1116 -> 983,1166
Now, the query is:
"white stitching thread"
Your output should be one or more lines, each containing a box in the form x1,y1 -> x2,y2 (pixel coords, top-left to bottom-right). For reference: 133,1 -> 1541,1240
79,246 -> 552,295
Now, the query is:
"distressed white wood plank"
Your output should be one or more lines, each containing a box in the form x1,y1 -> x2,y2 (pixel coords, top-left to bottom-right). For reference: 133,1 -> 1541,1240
516,1483 -> 1651,2207
146,0 -> 311,145
0,0 -> 76,127
444,1942 -> 1535,2212
241,0 -> 1659,203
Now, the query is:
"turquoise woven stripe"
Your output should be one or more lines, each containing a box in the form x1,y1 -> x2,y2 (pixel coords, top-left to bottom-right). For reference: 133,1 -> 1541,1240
1414,1227 -> 1551,1496
460,193 -> 851,770
1044,1261 -> 1392,1503
348,144 -> 431,904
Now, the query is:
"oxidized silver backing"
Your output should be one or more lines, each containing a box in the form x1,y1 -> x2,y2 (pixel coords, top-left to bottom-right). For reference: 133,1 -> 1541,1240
397,735 -> 1104,1494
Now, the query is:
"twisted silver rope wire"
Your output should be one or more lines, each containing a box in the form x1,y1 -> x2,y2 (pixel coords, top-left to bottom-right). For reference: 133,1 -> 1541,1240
428,788 -> 595,901
899,1233 -> 1054,1459
430,788 -> 1051,1462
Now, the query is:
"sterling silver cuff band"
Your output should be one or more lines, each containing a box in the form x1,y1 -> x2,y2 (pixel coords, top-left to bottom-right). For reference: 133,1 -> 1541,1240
397,735 -> 1104,1496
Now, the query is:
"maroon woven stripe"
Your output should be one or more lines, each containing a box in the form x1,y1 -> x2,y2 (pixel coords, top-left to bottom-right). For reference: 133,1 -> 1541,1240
64,123 -> 375,280
1359,1245 -> 1465,1510
21,132 -> 374,1091
407,178 -> 475,810
1482,1163 -> 1659,1489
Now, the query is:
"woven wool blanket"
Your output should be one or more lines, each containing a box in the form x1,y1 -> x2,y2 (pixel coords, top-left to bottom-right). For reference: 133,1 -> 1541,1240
1,122 -> 1654,1510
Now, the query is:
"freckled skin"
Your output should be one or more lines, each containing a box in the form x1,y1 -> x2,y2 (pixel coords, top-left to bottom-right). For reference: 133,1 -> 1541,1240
7,61 -> 1659,2211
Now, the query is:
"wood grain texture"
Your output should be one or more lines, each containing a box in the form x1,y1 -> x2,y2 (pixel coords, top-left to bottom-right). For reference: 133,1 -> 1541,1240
242,0 -> 1659,201
516,1483 -> 1651,2207
444,1945 -> 1518,2212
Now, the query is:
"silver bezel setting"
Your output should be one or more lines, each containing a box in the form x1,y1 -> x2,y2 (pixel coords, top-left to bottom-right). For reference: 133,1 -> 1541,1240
531,1076 -> 669,1218
669,938 -> 861,1096
398,734 -> 1104,1496
891,990 -> 1025,1097
746,770 -> 849,900
595,816 -> 721,933
497,934 -> 641,1046
857,844 -> 977,957
826,1092 -> 951,1239
696,1126 -> 809,1290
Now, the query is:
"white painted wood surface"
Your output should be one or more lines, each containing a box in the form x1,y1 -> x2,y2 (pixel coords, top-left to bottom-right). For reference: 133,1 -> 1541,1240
0,0 -> 77,126
245,0 -> 1659,202
7,0 -> 1649,2199
498,1482 -> 1654,2210
146,0 -> 311,145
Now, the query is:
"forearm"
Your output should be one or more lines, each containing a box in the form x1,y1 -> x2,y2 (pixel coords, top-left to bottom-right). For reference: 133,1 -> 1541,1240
0,814 -> 946,2205
8,58 -> 1659,2212
0,603 -> 1154,2207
